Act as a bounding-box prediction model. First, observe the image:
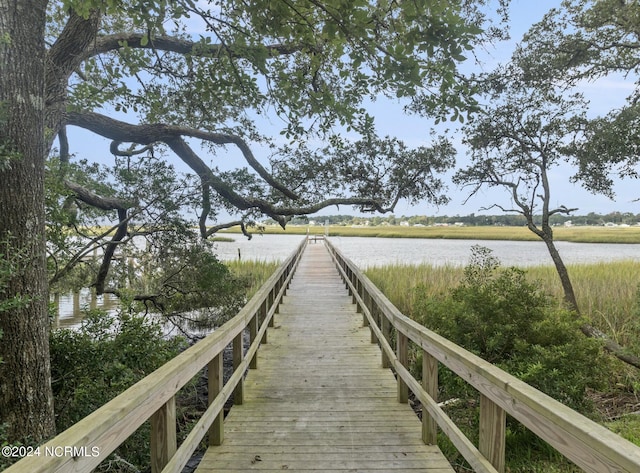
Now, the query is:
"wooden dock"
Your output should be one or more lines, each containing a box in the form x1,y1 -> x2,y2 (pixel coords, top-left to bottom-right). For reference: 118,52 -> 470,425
195,242 -> 454,472
8,239 -> 640,473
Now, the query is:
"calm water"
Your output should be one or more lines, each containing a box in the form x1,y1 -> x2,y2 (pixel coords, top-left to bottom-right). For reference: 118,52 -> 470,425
54,234 -> 640,327
213,234 -> 640,268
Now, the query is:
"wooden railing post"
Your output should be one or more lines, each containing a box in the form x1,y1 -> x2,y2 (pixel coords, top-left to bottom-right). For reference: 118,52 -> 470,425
249,312 -> 259,369
422,350 -> 438,445
233,332 -> 244,405
274,280 -> 281,314
268,289 -> 275,327
479,394 -> 506,473
260,300 -> 269,344
364,291 -> 376,343
150,396 -> 177,473
208,353 -> 224,446
381,313 -> 391,369
397,331 -> 409,404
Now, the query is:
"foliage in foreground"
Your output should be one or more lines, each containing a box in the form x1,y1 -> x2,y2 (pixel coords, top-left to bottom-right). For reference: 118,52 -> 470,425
412,247 -> 608,411
393,246 -> 612,471
49,310 -> 188,471
36,258 -> 277,472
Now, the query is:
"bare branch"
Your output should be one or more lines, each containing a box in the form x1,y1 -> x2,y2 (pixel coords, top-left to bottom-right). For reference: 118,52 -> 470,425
204,220 -> 244,238
94,208 -> 128,295
110,141 -> 154,157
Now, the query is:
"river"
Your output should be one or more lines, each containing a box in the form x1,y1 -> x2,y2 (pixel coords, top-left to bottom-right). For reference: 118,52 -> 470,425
52,234 -> 640,328
214,234 -> 640,268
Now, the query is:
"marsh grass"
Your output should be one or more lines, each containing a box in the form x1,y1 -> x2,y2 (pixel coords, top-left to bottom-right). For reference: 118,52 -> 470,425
365,260 -> 640,351
365,263 -> 464,317
226,259 -> 279,299
222,224 -> 640,243
525,262 -> 640,350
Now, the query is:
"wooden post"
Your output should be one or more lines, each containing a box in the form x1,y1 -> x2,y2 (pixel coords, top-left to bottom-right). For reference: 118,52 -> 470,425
208,354 -> 224,446
260,300 -> 268,344
355,279 -> 362,313
150,396 -> 177,473
479,394 -> 506,473
274,280 -> 281,314
381,315 -> 391,369
268,289 -> 275,327
249,312 -> 258,369
233,332 -> 244,405
422,350 -> 438,445
283,271 -> 289,296
365,293 -> 376,344
397,331 -> 409,404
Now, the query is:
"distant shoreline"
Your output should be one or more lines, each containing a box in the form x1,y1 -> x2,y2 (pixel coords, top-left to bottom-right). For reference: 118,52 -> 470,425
219,224 -> 640,244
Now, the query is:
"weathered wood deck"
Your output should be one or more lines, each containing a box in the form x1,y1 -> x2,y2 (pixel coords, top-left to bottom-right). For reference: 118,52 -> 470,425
195,242 -> 454,472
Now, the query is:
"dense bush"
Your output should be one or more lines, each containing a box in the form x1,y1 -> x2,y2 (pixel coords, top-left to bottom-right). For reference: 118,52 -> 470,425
412,246 -> 608,412
49,310 -> 188,470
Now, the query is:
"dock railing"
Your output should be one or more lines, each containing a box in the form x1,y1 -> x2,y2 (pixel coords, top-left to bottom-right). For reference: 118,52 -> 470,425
5,238 -> 307,473
325,238 -> 640,473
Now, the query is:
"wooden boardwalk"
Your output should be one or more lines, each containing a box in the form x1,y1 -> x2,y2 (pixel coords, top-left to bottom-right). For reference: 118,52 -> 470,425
195,242 -> 454,472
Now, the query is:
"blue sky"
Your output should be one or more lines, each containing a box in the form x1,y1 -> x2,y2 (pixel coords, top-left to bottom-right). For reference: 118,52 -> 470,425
369,0 -> 638,218
65,1 -> 638,219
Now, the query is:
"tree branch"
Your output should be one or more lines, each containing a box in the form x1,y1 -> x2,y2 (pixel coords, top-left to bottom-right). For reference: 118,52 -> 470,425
64,179 -> 135,211
204,220 -> 244,238
65,111 -> 393,225
86,33 -> 309,62
68,111 -> 298,200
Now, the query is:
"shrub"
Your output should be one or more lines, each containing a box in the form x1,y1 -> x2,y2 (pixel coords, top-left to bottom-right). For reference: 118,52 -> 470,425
412,245 -> 607,412
50,309 -> 188,470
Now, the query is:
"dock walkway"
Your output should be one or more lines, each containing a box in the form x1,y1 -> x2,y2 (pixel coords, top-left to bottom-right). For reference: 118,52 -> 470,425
195,242 -> 454,472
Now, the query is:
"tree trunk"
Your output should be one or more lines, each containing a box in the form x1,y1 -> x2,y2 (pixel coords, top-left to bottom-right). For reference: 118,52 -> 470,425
542,235 -> 640,369
541,237 -> 580,313
0,0 -> 55,443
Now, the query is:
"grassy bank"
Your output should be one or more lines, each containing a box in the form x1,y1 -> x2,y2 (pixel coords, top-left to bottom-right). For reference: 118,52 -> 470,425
366,260 -> 640,354
226,259 -> 280,299
221,224 -> 640,243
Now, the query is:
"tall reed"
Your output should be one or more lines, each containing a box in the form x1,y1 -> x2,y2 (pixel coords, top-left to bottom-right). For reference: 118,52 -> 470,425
226,259 -> 279,299
221,224 -> 640,243
526,262 -> 640,349
365,260 -> 640,351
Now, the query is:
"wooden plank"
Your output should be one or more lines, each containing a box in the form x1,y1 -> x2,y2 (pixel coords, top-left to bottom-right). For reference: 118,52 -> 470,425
196,243 -> 453,473
150,396 -> 176,473
479,394 -> 506,473
208,354 -> 224,446
422,351 -> 438,445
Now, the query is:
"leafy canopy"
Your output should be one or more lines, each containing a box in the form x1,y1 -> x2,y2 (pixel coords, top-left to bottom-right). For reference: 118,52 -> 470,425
514,0 -> 640,197
43,0 -> 509,297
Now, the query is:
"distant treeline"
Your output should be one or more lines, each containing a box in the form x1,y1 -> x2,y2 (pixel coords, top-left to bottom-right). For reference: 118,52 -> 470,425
280,211 -> 640,227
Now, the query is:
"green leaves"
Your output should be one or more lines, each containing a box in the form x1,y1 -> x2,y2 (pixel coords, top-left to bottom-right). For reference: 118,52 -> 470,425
413,246 -> 607,411
49,309 -> 188,468
513,0 -> 640,197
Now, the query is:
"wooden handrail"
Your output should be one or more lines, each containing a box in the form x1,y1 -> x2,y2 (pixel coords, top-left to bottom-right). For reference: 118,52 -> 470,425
5,238 -> 308,473
325,238 -> 640,473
